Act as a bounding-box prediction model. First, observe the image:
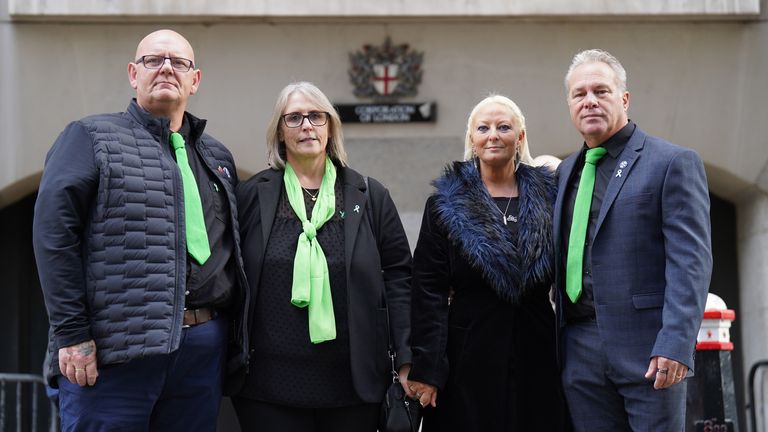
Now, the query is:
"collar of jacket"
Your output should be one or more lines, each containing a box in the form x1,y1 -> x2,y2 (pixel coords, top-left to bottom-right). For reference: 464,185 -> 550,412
250,161 -> 364,242
432,161 -> 556,304
254,161 -> 365,191
250,162 -> 368,287
126,98 -> 208,144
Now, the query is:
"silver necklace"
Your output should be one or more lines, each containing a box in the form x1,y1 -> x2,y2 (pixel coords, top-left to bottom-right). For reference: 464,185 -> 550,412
302,187 -> 318,201
495,196 -> 517,225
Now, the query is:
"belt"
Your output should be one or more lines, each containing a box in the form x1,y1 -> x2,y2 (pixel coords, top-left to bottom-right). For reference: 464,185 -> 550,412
182,307 -> 217,328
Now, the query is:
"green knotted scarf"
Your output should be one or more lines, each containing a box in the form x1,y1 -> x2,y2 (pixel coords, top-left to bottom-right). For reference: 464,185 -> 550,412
284,157 -> 338,343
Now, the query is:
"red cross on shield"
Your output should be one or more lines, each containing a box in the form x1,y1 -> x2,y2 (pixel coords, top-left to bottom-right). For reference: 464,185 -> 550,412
373,64 -> 399,96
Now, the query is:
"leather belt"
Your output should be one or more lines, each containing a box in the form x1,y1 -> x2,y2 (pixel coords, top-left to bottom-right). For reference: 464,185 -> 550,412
182,307 -> 217,328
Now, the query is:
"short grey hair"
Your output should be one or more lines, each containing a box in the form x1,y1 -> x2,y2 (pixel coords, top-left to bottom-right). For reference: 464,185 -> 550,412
564,49 -> 627,93
463,94 -> 534,166
266,81 -> 348,170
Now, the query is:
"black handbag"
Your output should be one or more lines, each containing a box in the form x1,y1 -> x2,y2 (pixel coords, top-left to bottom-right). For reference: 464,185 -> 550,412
379,350 -> 423,432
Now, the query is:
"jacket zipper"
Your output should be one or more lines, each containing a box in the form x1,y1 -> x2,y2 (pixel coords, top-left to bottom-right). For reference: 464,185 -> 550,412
165,125 -> 185,352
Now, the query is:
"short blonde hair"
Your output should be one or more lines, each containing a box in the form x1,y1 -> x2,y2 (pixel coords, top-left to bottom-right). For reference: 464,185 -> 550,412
463,94 -> 533,166
266,82 -> 348,169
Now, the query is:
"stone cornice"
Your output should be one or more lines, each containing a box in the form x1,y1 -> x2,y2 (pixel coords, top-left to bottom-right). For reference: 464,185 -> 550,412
8,0 -> 762,22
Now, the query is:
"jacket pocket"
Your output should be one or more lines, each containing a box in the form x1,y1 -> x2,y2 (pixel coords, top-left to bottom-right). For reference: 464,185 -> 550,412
616,192 -> 652,205
632,292 -> 664,309
210,180 -> 227,223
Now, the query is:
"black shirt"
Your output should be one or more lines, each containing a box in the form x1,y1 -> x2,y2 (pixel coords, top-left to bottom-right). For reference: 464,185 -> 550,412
561,121 -> 635,321
241,178 -> 357,407
493,196 -> 520,234
171,117 -> 235,309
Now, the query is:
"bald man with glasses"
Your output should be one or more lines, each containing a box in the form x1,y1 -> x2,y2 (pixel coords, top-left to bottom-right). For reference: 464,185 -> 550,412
33,29 -> 247,431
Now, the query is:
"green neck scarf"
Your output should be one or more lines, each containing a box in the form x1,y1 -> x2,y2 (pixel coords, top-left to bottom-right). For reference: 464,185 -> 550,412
284,157 -> 338,343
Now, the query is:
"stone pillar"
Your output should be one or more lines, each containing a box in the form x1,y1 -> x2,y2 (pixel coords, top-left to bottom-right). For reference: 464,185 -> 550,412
736,188 -> 768,428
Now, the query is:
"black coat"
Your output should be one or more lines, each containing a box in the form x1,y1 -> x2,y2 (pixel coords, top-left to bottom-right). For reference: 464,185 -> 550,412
229,165 -> 413,403
409,162 -> 566,431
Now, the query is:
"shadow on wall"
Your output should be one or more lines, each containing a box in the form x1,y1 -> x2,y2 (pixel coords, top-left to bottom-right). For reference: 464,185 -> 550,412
0,172 -> 41,210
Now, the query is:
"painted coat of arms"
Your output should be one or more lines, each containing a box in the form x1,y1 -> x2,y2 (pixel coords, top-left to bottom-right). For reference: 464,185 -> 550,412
348,38 -> 424,101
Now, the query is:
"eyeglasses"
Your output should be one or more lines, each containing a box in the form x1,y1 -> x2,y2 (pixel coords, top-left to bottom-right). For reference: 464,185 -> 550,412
281,111 -> 330,128
135,55 -> 195,72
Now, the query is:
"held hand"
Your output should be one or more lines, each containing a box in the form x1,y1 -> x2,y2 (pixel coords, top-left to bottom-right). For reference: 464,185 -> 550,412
407,379 -> 438,408
644,356 -> 688,390
398,364 -> 415,398
58,340 -> 99,387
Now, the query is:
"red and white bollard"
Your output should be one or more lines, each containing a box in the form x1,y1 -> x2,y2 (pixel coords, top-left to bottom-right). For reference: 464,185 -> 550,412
697,294 -> 736,351
686,293 -> 740,432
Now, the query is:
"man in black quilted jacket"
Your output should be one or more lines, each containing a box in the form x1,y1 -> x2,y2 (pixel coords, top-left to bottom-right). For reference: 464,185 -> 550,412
33,29 -> 247,431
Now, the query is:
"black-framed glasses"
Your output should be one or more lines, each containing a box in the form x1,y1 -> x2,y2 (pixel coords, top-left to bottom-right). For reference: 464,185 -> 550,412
281,112 -> 330,128
135,55 -> 195,72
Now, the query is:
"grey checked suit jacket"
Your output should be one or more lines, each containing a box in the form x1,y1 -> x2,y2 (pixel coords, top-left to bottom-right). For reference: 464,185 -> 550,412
553,125 -> 712,380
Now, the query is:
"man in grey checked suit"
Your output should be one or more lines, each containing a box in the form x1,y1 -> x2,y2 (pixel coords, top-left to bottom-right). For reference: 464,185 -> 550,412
553,49 -> 712,431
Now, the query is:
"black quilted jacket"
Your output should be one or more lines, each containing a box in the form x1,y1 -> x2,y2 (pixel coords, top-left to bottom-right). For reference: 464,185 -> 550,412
33,100 -> 248,386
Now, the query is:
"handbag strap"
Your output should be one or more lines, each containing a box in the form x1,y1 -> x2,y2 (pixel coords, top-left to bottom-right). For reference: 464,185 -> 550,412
363,176 -> 399,381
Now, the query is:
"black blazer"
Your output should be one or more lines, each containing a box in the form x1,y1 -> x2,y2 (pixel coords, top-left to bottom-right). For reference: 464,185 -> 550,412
230,165 -> 413,402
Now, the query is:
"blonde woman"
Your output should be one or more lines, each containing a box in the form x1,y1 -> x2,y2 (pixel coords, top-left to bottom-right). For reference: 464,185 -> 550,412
407,95 -> 567,431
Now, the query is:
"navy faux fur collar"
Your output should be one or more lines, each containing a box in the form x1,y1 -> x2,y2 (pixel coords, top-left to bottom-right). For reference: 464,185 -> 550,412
432,161 -> 556,303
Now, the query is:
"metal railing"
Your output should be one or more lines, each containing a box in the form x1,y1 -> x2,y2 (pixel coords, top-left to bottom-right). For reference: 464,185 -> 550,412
749,360 -> 768,432
0,373 -> 57,432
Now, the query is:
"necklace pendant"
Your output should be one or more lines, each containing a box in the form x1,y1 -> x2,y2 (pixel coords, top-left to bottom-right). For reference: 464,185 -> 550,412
503,215 -> 508,225
311,197 -> 317,201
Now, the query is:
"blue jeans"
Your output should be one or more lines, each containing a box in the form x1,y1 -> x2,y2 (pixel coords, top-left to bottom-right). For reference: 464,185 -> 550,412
57,317 -> 227,432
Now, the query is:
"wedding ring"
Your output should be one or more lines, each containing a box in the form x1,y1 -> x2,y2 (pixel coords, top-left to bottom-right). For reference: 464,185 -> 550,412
675,374 -> 683,379
75,368 -> 85,372
657,368 -> 669,374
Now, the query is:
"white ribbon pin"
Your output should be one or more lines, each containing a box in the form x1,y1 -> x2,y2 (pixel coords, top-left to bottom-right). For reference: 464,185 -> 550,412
354,205 -> 360,213
616,160 -> 628,177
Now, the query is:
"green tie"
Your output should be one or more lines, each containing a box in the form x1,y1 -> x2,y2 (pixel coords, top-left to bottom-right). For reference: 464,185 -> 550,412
566,146 -> 607,303
170,132 -> 210,265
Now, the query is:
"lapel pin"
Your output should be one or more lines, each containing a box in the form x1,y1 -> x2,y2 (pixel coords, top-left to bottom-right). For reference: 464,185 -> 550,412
619,161 -> 628,169
217,165 -> 232,179
339,211 -> 346,219
616,169 -> 622,178
353,205 -> 360,213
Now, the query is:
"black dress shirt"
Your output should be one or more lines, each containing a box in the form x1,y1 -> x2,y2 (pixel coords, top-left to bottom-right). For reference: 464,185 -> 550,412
172,117 -> 235,309
561,121 -> 635,321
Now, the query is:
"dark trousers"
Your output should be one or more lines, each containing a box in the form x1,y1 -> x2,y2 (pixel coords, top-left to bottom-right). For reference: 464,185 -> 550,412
232,397 -> 379,432
57,317 -> 227,432
561,321 -> 686,432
